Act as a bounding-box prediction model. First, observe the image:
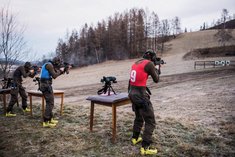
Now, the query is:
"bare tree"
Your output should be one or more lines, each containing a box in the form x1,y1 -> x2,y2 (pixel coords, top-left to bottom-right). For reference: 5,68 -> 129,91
150,11 -> 159,51
221,8 -> 229,29
0,6 -> 28,78
171,16 -> 181,36
214,9 -> 234,47
158,19 -> 170,53
214,29 -> 233,47
57,7 -> 184,64
143,8 -> 151,49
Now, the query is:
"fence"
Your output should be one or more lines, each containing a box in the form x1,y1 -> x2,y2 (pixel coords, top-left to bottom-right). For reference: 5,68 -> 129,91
194,60 -> 235,69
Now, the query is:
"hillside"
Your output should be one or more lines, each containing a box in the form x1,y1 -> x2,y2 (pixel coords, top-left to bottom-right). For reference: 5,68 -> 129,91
57,29 -> 235,88
1,29 -> 235,156
208,19 -> 235,29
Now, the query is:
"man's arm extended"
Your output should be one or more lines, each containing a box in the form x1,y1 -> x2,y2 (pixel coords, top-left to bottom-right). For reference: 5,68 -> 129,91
145,61 -> 159,83
46,64 -> 61,79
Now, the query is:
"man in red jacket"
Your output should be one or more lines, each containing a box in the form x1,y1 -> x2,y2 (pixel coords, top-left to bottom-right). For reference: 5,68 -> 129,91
129,50 -> 159,155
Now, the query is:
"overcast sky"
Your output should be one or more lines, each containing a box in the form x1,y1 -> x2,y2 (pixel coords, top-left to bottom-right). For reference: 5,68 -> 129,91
1,0 -> 235,61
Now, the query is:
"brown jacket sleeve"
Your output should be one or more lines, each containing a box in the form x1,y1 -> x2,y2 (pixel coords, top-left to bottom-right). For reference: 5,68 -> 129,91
144,61 -> 159,83
46,64 -> 61,79
19,66 -> 31,78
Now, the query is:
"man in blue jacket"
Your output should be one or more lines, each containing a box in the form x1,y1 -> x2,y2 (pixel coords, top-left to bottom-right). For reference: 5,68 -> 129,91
40,57 -> 64,128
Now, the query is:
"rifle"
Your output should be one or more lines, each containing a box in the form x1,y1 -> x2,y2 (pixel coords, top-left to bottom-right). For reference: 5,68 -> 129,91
154,57 -> 166,75
33,77 -> 41,91
1,77 -> 13,89
62,62 -> 73,74
32,65 -> 41,76
54,62 -> 73,74
145,57 -> 166,96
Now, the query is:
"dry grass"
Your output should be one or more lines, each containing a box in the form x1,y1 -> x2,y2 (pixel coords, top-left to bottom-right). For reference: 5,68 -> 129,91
0,103 -> 234,157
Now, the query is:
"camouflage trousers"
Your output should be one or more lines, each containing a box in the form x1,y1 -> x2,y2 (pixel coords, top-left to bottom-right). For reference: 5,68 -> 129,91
7,84 -> 27,112
129,93 -> 156,147
40,82 -> 54,122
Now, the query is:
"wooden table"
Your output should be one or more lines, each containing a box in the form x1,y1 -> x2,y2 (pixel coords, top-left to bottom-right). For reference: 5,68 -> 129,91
86,93 -> 131,143
27,90 -> 64,118
0,88 -> 11,113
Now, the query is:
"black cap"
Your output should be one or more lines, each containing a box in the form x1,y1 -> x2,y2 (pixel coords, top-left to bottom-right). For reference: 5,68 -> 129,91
143,50 -> 156,62
24,62 -> 32,70
52,57 -> 61,66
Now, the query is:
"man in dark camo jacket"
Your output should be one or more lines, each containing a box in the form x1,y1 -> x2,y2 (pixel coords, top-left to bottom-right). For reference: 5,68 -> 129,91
6,62 -> 35,116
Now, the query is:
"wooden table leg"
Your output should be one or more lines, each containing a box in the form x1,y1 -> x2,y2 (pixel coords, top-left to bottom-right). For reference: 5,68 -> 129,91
60,93 -> 64,116
3,93 -> 6,114
42,97 -> 44,119
112,104 -> 117,143
90,102 -> 94,132
29,94 -> 33,116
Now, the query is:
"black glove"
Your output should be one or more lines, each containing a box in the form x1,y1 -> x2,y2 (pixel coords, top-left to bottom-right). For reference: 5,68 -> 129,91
156,68 -> 161,75
59,69 -> 64,75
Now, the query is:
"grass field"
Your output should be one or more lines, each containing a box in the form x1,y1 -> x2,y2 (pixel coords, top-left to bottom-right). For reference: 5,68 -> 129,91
0,100 -> 234,157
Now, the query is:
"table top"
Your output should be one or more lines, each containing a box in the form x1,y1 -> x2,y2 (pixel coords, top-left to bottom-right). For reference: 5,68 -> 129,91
27,90 -> 64,95
86,93 -> 129,103
0,88 -> 11,94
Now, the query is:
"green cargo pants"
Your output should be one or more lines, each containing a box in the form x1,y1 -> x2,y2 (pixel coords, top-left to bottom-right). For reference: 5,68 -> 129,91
129,91 -> 156,147
40,82 -> 54,122
7,83 -> 27,112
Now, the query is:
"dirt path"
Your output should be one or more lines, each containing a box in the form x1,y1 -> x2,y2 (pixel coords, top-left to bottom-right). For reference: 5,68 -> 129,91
49,67 -> 235,134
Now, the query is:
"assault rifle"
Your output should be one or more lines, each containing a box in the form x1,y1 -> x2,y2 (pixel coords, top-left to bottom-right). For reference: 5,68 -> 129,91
32,65 -> 41,76
154,57 -> 166,75
146,57 -> 166,96
33,77 -> 41,91
62,62 -> 73,74
1,77 -> 13,89
54,62 -> 73,74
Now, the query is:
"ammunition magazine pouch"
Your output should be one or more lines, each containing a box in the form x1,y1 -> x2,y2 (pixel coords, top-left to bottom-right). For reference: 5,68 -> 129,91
40,78 -> 52,83
11,82 -> 18,89
40,78 -> 52,93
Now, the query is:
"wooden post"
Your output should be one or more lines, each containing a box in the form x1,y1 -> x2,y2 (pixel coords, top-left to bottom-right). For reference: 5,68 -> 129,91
112,104 -> 117,143
90,102 -> 94,132
3,93 -> 7,113
42,97 -> 45,119
29,94 -> 33,116
60,93 -> 64,116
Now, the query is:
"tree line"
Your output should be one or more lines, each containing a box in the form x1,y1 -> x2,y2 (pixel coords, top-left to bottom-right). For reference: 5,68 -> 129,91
56,8 -> 181,66
1,5 -> 233,78
200,8 -> 235,30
